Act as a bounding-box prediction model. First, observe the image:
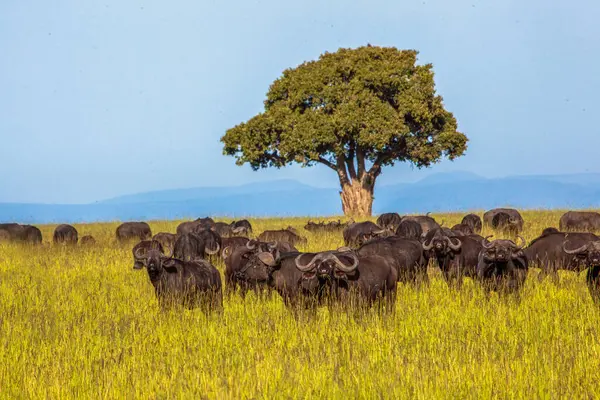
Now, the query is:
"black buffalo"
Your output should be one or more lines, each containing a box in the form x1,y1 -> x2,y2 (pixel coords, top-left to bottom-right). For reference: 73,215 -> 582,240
491,212 -> 521,236
525,231 -> 599,282
559,211 -> 600,233
191,227 -> 222,256
152,232 -> 178,255
173,233 -> 205,261
541,227 -> 560,236
132,240 -> 165,270
376,213 -> 402,233
223,240 -> 297,295
401,214 -> 440,235
451,223 -> 474,236
231,220 -> 253,235
220,236 -> 250,257
343,221 -> 387,247
304,220 -> 349,233
176,217 -> 215,236
422,229 -> 482,288
0,223 -> 22,241
0,223 -> 42,244
476,237 -> 528,296
53,224 -> 78,245
483,208 -> 524,233
258,228 -> 307,246
461,214 -> 482,234
563,240 -> 600,302
395,220 -> 423,240
293,250 -> 397,309
80,235 -> 96,246
242,250 -> 397,310
21,225 -> 42,244
116,222 -> 152,243
133,245 -> 222,311
211,222 -> 247,238
357,236 -> 428,285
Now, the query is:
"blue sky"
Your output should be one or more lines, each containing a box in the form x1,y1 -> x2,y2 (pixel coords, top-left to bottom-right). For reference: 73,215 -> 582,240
1,0 -> 598,204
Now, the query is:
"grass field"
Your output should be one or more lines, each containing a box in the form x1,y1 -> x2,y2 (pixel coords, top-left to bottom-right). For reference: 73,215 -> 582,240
1,210 -> 600,399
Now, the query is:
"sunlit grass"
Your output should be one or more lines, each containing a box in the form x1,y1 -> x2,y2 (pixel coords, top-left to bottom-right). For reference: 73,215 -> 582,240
1,211 -> 599,398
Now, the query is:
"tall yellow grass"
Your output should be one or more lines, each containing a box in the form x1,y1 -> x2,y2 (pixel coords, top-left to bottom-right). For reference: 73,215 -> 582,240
1,211 -> 599,398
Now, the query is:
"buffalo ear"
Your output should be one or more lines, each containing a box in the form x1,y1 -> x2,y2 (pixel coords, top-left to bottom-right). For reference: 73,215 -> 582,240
133,261 -> 144,270
257,252 -> 277,266
162,258 -> 179,272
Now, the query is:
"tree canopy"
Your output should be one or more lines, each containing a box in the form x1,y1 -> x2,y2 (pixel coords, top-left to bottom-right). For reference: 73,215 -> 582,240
221,45 -> 468,216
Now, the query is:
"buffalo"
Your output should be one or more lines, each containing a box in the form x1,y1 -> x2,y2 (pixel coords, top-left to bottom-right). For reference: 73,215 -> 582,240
80,235 -> 96,246
304,220 -> 348,233
176,217 -> 214,236
559,211 -> 600,233
258,228 -> 307,246
152,232 -> 178,255
451,223 -> 474,236
343,221 -> 387,247
357,236 -> 428,285
562,240 -> 600,301
133,245 -> 222,311
525,231 -> 599,282
231,220 -> 253,235
293,250 -> 397,309
241,249 -> 397,310
401,214 -> 440,235
376,213 -> 402,233
53,224 -> 78,245
191,228 -> 222,256
21,225 -> 42,244
116,222 -> 152,243
422,229 -> 483,288
223,240 -> 297,296
221,236 -> 251,257
395,220 -> 423,240
461,214 -> 482,234
0,223 -> 42,244
211,222 -> 247,238
483,208 -> 524,233
476,236 -> 528,296
491,212 -> 521,236
173,233 -> 205,261
132,240 -> 166,270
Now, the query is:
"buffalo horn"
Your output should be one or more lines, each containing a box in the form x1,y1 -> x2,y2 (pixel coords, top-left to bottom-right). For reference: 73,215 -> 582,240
482,235 -> 495,249
205,242 -> 221,255
563,242 -> 589,255
446,236 -> 462,251
331,252 -> 359,273
295,253 -> 321,272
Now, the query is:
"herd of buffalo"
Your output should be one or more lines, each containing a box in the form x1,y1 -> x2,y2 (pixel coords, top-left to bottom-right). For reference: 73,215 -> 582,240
2,209 -> 600,312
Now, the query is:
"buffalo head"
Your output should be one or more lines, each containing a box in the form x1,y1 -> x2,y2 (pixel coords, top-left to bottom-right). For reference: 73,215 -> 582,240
480,236 -> 526,263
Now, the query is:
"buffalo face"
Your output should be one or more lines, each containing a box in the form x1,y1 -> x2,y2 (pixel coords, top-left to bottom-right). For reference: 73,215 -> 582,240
481,236 -> 526,263
564,241 -> 600,267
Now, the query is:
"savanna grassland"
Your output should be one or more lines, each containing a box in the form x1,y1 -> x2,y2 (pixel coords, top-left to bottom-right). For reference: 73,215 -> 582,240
1,210 -> 600,399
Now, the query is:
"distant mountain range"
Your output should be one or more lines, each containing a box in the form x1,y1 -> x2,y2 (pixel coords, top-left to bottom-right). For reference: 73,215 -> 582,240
2,173 -> 600,223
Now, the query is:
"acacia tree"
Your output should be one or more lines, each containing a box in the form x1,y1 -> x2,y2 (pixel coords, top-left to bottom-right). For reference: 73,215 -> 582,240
221,45 -> 467,217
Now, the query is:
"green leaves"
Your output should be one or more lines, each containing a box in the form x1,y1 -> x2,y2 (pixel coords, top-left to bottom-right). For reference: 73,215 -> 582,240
222,45 -> 467,180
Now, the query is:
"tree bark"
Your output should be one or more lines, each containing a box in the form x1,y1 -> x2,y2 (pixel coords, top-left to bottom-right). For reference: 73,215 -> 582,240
340,180 -> 374,217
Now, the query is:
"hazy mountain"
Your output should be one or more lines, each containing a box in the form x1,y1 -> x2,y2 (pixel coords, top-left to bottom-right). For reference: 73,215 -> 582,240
2,173 -> 600,223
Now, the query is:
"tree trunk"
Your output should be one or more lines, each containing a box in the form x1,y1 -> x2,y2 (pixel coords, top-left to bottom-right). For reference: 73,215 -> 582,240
340,181 -> 374,217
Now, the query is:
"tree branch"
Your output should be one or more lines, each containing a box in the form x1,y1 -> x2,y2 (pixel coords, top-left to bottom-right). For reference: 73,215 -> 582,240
336,153 -> 350,186
346,142 -> 357,180
356,147 -> 366,179
317,156 -> 337,171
